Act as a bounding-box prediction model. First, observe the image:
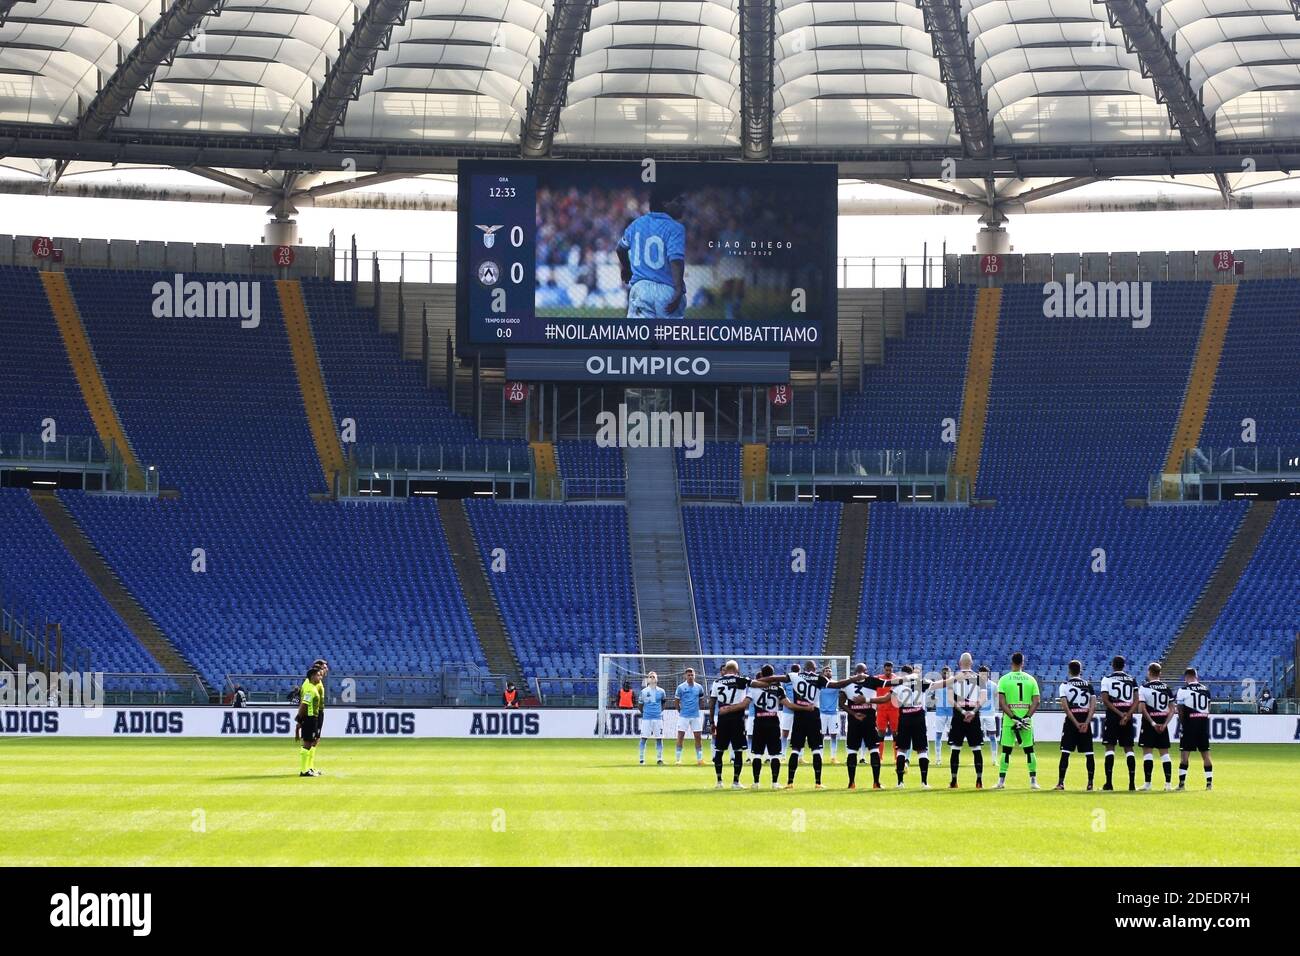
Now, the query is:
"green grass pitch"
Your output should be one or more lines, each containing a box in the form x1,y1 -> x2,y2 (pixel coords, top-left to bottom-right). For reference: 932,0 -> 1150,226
2,738 -> 1296,866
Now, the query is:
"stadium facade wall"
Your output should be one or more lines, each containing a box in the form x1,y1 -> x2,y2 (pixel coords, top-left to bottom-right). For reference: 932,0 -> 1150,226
1,234 -> 331,278
4,707 -> 1297,742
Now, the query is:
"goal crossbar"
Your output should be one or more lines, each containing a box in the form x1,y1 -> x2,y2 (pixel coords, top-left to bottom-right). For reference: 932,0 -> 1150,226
596,653 -> 850,738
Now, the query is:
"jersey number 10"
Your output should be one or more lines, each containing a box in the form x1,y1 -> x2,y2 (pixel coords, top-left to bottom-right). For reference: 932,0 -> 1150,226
627,234 -> 667,269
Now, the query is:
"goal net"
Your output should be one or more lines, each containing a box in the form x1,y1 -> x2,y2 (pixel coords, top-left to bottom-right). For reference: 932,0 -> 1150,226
596,653 -> 851,738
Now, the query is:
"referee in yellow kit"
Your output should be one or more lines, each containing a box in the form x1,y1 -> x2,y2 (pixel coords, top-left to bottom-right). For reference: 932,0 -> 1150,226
296,665 -> 324,777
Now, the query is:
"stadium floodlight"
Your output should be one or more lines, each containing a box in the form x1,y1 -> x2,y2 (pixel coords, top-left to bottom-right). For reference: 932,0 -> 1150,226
596,653 -> 851,737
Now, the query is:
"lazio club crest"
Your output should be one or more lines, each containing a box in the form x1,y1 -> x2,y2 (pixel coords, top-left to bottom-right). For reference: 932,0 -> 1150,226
476,224 -> 503,249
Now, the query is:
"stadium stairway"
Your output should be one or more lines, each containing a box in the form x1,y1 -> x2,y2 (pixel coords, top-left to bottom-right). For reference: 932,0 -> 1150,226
1163,499 -> 1278,675
950,286 -> 1001,496
39,271 -> 145,491
531,441 -> 560,499
28,490 -> 209,691
823,502 -> 868,659
1164,283 -> 1237,480
0,628 -> 42,673
741,443 -> 767,501
357,281 -> 455,362
624,446 -> 702,663
276,279 -> 345,492
436,498 -> 526,688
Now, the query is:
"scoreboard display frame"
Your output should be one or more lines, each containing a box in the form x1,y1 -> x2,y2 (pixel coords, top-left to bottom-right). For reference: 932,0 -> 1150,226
455,159 -> 839,365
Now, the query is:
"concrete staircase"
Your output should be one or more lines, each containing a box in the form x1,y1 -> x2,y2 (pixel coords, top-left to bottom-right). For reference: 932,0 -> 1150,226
837,287 -> 916,389
1164,284 -> 1236,478
276,280 -> 346,493
40,271 -> 146,491
530,441 -> 560,499
0,618 -> 44,672
29,491 -> 210,693
436,498 -> 525,688
357,280 -> 455,363
823,503 -> 869,659
741,443 -> 768,501
624,447 -> 702,673
1163,500 -> 1278,675
950,286 -> 1002,495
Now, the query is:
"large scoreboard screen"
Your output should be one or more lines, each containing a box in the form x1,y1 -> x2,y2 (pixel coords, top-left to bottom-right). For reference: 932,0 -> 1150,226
456,160 -> 837,364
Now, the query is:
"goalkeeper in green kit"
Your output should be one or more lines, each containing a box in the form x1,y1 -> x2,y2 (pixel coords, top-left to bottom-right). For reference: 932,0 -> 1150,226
995,652 -> 1041,790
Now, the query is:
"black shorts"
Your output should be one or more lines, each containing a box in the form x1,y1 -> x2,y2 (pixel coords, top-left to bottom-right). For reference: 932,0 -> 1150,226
896,711 -> 928,754
789,711 -> 823,752
751,716 -> 782,757
1103,712 -> 1136,747
1179,718 -> 1211,753
947,710 -> 984,747
300,715 -> 321,744
845,712 -> 878,751
715,713 -> 747,753
1060,715 -> 1095,753
1139,720 -> 1171,750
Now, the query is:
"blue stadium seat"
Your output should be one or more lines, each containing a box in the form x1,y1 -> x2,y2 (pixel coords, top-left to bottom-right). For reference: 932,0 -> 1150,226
0,487 -> 159,674
678,442 -> 740,498
685,503 -> 838,659
1,267 -> 1293,689
465,500 -> 637,680
555,441 -> 624,497
0,266 -> 95,438
54,270 -> 479,685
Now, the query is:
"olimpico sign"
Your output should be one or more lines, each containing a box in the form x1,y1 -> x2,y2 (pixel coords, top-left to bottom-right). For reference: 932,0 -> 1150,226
2,707 -> 1298,742
504,348 -> 790,384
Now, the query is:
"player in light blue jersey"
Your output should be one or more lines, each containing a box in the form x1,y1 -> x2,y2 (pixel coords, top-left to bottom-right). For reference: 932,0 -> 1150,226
931,666 -> 953,766
746,675 -> 758,753
779,662 -> 799,756
818,669 -> 842,763
978,664 -> 999,761
616,185 -> 687,320
674,668 -> 706,765
637,672 -> 667,765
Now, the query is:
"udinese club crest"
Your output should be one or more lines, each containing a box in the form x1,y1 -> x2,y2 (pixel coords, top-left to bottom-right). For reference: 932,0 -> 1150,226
477,260 -> 500,286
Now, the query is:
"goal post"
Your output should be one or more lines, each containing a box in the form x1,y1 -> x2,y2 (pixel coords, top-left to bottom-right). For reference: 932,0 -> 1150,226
596,653 -> 851,738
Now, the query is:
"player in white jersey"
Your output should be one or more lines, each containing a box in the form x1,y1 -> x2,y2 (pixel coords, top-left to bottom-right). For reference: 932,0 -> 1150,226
885,665 -> 934,788
709,660 -> 775,789
777,662 -> 799,754
841,663 -> 896,789
745,671 -> 759,752
1175,668 -> 1214,790
1100,655 -> 1139,791
927,654 -> 988,788
745,665 -> 788,789
1055,659 -> 1097,790
1137,662 -> 1174,791
768,659 -> 868,788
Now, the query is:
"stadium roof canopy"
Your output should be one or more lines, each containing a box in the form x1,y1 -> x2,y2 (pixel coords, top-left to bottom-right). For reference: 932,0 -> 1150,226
3,0 -> 1300,210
